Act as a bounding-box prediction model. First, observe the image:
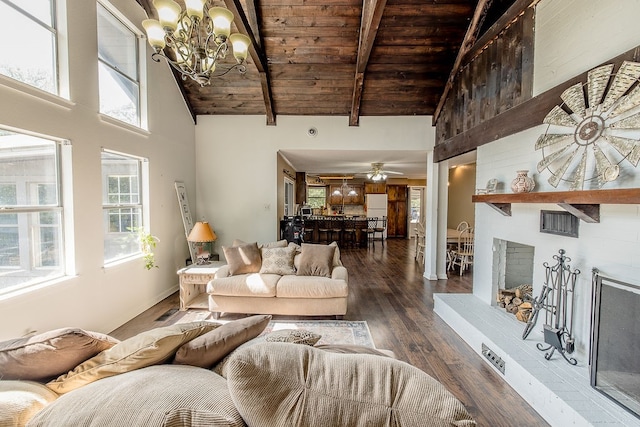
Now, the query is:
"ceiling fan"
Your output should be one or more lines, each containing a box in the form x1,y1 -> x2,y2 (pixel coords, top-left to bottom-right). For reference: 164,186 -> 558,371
361,163 -> 402,181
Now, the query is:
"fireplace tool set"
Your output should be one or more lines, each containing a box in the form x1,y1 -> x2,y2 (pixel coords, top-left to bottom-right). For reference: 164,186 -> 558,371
522,249 -> 580,365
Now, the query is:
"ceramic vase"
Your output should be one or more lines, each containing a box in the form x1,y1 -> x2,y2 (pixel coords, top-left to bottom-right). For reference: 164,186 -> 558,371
511,170 -> 535,193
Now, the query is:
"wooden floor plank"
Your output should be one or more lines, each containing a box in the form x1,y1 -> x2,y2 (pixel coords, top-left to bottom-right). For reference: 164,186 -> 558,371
110,238 -> 549,426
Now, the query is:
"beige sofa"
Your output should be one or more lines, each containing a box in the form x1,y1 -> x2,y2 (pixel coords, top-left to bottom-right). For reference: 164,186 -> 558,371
207,240 -> 348,319
0,319 -> 477,427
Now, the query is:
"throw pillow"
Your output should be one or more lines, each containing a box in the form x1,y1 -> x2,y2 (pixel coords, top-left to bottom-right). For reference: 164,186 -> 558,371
212,328 -> 319,379
173,314 -> 271,368
28,365 -> 245,427
223,242 -> 262,275
264,329 -> 321,346
329,241 -> 343,267
259,246 -> 296,275
46,321 -> 216,394
259,239 -> 288,249
296,243 -> 336,277
225,342 -> 476,427
0,380 -> 58,427
0,327 -> 119,382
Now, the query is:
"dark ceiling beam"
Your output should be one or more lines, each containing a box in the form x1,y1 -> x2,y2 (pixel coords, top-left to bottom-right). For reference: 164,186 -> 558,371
136,0 -> 197,124
349,0 -> 387,127
224,0 -> 276,126
432,0 -> 493,125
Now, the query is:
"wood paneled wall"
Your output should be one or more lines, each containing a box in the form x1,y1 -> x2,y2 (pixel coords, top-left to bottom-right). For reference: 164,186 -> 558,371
435,7 -> 535,145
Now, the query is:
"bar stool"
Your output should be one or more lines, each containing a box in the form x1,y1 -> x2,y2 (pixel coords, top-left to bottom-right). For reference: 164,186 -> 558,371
303,219 -> 316,243
317,218 -> 331,243
362,217 -> 377,248
342,217 -> 357,248
328,217 -> 342,243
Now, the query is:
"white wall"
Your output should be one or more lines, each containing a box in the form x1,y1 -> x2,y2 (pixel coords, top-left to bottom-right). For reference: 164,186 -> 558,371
0,0 -> 195,339
195,115 -> 434,249
473,0 -> 640,357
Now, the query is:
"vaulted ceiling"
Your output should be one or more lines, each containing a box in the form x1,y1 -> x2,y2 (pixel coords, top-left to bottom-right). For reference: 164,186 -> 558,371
136,0 -> 517,126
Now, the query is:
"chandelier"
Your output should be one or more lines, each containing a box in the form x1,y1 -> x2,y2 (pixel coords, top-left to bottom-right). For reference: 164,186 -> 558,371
332,179 -> 358,196
142,0 -> 251,86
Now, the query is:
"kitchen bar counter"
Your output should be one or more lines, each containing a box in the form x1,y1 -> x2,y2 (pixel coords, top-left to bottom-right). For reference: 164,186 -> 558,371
301,217 -> 369,248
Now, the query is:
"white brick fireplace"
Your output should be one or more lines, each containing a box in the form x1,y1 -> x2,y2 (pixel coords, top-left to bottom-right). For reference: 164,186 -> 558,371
432,2 -> 640,424
435,121 -> 640,427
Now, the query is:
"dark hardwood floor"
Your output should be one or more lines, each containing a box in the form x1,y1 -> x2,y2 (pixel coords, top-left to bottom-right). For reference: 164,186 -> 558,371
111,238 -> 549,426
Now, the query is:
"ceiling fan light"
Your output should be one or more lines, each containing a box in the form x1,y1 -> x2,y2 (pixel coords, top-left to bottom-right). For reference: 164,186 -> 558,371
333,189 -> 342,196
348,189 -> 357,196
208,7 -> 234,39
367,173 -> 373,179
229,33 -> 251,62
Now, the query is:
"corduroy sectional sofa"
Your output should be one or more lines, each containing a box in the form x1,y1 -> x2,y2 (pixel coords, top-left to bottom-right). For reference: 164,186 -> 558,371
0,315 -> 477,426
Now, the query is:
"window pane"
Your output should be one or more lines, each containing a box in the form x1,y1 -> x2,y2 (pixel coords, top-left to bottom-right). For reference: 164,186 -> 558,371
97,4 -> 137,80
6,0 -> 54,26
0,132 -> 58,207
0,214 -> 19,267
97,4 -> 140,127
0,128 -> 64,293
98,63 -> 139,126
0,211 -> 63,291
102,150 -> 144,264
0,1 -> 56,94
103,207 -> 141,263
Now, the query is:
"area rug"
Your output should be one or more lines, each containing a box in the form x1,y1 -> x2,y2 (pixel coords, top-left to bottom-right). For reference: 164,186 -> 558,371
171,310 -> 374,347
261,320 -> 375,347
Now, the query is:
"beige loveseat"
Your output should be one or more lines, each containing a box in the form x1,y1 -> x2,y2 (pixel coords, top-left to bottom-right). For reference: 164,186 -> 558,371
207,240 -> 348,319
0,317 -> 477,427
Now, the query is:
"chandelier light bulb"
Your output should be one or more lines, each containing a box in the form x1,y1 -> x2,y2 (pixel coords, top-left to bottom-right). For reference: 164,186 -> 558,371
154,0 -> 181,31
208,7 -> 234,39
184,0 -> 205,19
229,33 -> 251,62
142,19 -> 166,50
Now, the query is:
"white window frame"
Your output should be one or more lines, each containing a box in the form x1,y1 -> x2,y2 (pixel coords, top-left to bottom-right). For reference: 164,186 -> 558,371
0,126 -> 74,297
0,0 -> 71,101
97,0 -> 148,130
101,149 -> 149,266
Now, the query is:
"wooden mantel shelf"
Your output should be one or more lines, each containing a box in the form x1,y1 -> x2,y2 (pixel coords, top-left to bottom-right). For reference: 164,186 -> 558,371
471,188 -> 640,223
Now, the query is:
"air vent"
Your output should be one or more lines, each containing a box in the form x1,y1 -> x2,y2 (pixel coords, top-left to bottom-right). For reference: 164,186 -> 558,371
540,210 -> 579,238
482,343 -> 505,374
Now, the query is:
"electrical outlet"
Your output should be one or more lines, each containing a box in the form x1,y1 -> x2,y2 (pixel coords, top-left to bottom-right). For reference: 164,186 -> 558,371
482,343 -> 505,374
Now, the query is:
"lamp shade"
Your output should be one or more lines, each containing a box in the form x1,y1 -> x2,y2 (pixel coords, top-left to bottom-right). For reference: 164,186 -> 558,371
154,0 -> 181,31
229,33 -> 251,62
208,7 -> 234,38
142,19 -> 166,50
188,221 -> 217,242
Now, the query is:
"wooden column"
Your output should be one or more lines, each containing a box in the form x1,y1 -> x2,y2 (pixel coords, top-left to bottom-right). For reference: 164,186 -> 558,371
296,172 -> 307,205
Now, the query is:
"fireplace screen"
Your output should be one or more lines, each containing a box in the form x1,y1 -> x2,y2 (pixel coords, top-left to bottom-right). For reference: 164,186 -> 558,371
590,269 -> 640,418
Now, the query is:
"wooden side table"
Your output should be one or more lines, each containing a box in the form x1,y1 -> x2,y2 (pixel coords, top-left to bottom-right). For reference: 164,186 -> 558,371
177,261 -> 226,310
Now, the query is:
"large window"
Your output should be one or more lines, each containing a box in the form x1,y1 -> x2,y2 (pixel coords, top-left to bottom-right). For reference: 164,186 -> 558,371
102,150 -> 146,264
0,0 -> 58,94
0,128 -> 66,294
307,187 -> 326,209
97,2 -> 142,127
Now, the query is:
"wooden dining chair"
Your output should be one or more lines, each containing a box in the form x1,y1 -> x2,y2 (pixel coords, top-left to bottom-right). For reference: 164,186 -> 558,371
373,216 -> 387,246
449,227 -> 474,276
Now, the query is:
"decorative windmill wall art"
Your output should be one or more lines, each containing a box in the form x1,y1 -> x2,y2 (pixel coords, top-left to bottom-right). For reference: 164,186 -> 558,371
536,61 -> 640,190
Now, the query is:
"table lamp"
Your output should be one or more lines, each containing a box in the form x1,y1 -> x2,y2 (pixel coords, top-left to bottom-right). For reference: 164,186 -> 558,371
187,221 -> 217,264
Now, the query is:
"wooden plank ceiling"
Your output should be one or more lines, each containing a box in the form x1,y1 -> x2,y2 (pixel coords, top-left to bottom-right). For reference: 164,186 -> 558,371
137,0 -> 516,125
